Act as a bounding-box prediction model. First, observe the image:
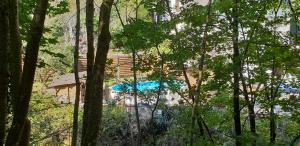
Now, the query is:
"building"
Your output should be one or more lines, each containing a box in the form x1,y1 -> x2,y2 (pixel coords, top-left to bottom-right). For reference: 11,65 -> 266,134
49,72 -> 86,104
49,54 -> 134,104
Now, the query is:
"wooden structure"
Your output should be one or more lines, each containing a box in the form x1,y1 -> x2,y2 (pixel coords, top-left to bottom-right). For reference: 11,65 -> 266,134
111,54 -> 133,77
49,72 -> 86,104
49,71 -> 111,104
78,58 -> 87,72
78,54 -> 134,78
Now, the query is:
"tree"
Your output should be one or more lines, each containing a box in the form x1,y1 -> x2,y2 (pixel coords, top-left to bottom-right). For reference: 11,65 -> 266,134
9,0 -> 23,113
81,0 -> 114,145
5,0 -> 49,144
232,0 -> 242,145
113,1 -> 152,144
0,0 -> 9,145
71,0 -> 80,145
81,0 -> 94,143
28,92 -> 75,145
189,0 -> 212,145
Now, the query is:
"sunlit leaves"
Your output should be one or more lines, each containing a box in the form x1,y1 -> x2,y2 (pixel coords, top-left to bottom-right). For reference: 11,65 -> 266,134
114,19 -> 167,52
47,0 -> 69,16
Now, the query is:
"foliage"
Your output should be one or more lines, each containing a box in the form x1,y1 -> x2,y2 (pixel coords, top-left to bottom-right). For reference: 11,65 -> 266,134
29,91 -> 78,146
5,0 -> 300,145
100,105 -> 129,144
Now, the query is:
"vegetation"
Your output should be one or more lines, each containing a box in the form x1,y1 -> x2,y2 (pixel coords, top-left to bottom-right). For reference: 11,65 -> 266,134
0,0 -> 299,145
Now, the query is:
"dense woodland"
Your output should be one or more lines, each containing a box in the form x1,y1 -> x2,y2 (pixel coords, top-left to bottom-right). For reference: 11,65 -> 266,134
0,0 -> 300,145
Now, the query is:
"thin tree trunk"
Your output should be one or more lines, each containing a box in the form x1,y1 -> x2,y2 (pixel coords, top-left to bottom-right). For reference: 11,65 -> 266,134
81,0 -> 113,145
190,57 -> 205,146
133,0 -> 141,144
71,0 -> 80,145
240,73 -> 256,134
270,104 -> 276,143
132,48 -> 142,146
149,40 -> 164,146
239,28 -> 256,136
114,3 -> 141,144
81,0 -> 94,143
249,104 -> 256,133
5,0 -> 49,145
0,0 -> 10,144
232,0 -> 242,145
190,0 -> 212,145
165,1 -> 214,144
9,0 -> 23,113
196,117 -> 204,137
270,58 -> 276,144
198,115 -> 214,143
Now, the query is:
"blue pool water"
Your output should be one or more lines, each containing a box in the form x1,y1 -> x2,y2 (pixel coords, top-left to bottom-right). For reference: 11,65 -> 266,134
112,81 -> 184,92
112,81 -> 161,92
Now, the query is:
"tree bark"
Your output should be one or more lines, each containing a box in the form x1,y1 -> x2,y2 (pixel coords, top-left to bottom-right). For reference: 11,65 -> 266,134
5,0 -> 49,145
240,73 -> 256,134
132,47 -> 142,146
149,43 -> 164,146
71,0 -> 80,145
270,58 -> 276,144
232,0 -> 242,145
248,103 -> 256,133
270,104 -> 276,143
0,0 -> 9,144
81,0 -> 94,142
81,0 -> 113,145
189,0 -> 212,145
19,119 -> 31,146
9,0 -> 23,113
114,3 -> 141,144
133,0 -> 141,144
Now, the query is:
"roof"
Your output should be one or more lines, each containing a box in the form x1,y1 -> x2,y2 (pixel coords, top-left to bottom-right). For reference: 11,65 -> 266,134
49,71 -> 86,87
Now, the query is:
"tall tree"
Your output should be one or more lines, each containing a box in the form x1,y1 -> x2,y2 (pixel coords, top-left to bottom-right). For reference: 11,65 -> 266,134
190,0 -> 212,145
0,0 -> 9,145
9,0 -> 23,113
5,0 -> 49,145
81,0 -> 94,142
232,0 -> 242,145
114,1 -> 142,144
71,0 -> 80,144
81,0 -> 114,145
132,44 -> 142,145
132,0 -> 142,144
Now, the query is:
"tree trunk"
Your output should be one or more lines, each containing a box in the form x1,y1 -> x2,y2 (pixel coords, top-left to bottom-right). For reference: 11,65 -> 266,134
81,0 -> 113,145
114,3 -> 141,144
0,0 -> 9,144
133,0 -> 141,144
240,73 -> 256,134
270,58 -> 276,144
132,47 -> 142,146
5,0 -> 49,145
189,0 -> 212,145
81,0 -> 94,142
249,103 -> 256,133
19,119 -> 31,146
149,44 -> 164,146
270,104 -> 276,143
9,0 -> 23,113
232,0 -> 242,145
71,0 -> 80,145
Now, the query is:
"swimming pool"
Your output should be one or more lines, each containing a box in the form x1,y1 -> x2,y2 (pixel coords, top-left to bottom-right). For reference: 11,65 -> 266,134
112,81 -> 160,92
111,81 -> 184,92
